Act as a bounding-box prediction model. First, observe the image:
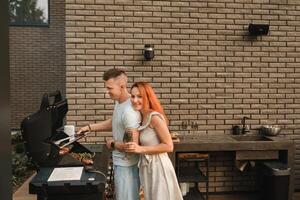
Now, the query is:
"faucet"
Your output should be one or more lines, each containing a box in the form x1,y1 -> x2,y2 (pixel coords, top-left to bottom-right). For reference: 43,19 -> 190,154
241,116 -> 250,134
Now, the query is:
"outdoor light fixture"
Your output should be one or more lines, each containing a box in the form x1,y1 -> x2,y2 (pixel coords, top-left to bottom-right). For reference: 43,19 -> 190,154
143,44 -> 154,61
248,23 -> 269,36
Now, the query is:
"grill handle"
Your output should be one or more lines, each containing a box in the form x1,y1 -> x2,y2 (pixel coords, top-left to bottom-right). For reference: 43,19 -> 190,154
40,90 -> 62,110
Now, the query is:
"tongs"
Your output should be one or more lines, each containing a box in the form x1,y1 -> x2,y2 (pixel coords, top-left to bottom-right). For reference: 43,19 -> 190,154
54,131 -> 90,149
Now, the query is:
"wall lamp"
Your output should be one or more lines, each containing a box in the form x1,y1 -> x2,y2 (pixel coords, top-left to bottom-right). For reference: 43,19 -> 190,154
248,23 -> 269,36
143,44 -> 154,61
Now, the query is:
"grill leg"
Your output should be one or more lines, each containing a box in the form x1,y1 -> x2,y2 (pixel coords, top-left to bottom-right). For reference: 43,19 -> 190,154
105,158 -> 114,200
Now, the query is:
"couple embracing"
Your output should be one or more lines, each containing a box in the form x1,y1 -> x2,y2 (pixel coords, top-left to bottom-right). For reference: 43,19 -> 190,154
78,68 -> 183,200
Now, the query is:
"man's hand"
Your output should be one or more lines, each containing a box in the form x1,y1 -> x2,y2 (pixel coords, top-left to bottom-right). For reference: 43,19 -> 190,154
76,125 -> 90,136
106,139 -> 127,151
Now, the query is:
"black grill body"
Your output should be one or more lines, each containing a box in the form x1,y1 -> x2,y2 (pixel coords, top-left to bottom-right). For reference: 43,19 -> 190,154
20,91 -> 109,200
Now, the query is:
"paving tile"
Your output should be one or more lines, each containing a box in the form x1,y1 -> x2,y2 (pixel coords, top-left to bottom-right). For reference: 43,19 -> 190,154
13,173 -> 36,200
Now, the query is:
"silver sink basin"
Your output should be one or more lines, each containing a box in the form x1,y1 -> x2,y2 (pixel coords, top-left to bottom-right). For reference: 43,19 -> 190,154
231,135 -> 273,142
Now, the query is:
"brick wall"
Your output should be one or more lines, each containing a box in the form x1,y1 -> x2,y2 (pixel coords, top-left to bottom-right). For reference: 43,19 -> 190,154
10,0 -> 66,129
65,0 -> 300,192
200,152 -> 258,193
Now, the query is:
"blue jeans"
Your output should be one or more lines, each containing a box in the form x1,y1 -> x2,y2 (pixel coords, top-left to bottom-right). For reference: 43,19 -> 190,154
114,164 -> 140,200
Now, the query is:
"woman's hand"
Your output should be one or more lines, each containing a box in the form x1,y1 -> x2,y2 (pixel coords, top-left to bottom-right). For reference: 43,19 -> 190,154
124,142 -> 143,154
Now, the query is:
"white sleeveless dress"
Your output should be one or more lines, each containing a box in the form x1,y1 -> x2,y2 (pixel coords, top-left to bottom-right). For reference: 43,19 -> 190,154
138,112 -> 183,200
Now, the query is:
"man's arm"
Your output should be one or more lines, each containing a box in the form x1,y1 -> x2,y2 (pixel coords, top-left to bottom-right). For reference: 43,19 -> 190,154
109,108 -> 141,152
77,118 -> 112,134
112,128 -> 139,152
90,118 -> 112,132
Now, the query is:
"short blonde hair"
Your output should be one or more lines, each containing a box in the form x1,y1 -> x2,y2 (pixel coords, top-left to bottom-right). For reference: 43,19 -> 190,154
103,68 -> 126,81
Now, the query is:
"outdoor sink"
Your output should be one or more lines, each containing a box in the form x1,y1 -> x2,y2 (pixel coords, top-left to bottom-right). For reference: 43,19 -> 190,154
231,135 -> 273,142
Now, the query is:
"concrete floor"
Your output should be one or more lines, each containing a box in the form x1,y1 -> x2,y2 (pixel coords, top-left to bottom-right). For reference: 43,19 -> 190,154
13,174 -> 35,200
13,174 -> 300,200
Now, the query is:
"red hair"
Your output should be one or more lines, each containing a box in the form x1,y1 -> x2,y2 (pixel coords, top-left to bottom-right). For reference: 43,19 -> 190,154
131,82 -> 169,124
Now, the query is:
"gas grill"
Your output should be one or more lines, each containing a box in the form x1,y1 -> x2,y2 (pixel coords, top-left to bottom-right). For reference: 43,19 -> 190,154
20,91 -> 109,200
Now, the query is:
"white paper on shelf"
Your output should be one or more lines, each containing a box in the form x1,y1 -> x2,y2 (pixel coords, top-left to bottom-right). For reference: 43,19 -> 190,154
47,167 -> 83,182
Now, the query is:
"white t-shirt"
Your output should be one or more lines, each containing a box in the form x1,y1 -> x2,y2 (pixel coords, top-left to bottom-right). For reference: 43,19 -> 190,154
112,98 -> 141,166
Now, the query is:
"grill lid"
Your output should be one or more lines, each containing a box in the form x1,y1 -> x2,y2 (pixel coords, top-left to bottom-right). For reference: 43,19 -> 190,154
40,90 -> 68,133
21,90 -> 68,166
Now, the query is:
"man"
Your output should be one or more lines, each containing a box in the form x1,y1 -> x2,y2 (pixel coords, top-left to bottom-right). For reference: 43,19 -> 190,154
77,68 -> 141,200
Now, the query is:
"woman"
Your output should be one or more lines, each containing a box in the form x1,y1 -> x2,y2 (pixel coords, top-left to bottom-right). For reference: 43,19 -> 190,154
125,82 -> 183,200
